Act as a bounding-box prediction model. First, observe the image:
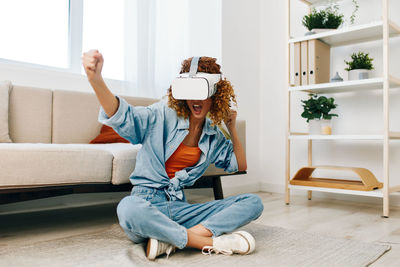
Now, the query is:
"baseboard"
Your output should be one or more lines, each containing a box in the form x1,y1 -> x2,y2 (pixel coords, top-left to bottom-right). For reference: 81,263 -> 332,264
260,182 -> 400,208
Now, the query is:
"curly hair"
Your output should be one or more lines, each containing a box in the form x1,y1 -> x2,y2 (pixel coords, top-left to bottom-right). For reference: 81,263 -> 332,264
167,57 -> 236,126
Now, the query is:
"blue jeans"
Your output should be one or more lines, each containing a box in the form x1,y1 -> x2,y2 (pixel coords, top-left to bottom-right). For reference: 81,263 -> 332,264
117,185 -> 264,249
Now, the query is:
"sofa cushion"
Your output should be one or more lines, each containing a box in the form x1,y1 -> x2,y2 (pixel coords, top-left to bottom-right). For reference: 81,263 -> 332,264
52,90 -> 158,144
8,85 -> 53,143
0,81 -> 12,143
0,144 -> 113,188
89,143 -> 142,185
52,90 -> 102,144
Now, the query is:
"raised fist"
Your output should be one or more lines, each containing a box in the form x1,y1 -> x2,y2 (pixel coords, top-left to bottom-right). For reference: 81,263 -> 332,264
82,49 -> 104,82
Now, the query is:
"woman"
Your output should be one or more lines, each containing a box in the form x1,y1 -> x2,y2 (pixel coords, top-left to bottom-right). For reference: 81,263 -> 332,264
82,50 -> 264,260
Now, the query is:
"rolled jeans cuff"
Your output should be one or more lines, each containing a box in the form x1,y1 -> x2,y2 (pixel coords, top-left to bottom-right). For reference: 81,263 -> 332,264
176,226 -> 188,249
200,222 -> 220,237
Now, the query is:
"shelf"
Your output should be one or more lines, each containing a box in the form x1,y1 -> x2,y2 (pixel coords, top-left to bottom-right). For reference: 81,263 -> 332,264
299,0 -> 351,6
289,184 -> 384,198
298,0 -> 330,5
390,131 -> 400,140
289,76 -> 400,93
289,20 -> 400,47
289,134 -> 384,140
289,132 -> 400,140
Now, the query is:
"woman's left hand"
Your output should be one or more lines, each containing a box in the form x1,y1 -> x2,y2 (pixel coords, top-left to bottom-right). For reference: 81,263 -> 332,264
224,109 -> 237,132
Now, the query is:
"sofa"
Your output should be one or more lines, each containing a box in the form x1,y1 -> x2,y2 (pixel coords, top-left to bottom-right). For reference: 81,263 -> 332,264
0,84 -> 246,204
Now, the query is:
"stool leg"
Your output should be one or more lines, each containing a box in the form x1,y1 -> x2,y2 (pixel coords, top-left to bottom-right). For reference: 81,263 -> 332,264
212,176 -> 224,200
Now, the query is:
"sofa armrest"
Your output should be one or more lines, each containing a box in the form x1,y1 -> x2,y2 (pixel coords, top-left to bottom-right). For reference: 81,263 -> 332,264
203,120 -> 246,176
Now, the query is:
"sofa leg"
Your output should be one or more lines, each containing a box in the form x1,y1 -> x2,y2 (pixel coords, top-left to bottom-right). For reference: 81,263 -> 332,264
212,176 -> 224,200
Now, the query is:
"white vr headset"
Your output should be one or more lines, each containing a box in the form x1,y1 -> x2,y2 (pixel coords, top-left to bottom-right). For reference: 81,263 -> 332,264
171,57 -> 223,100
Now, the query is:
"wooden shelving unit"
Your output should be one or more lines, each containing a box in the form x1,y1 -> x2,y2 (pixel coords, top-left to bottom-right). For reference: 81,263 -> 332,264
286,0 -> 400,217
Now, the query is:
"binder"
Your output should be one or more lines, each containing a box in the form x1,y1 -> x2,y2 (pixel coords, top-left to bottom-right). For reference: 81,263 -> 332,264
290,42 -> 301,86
308,39 -> 330,84
300,41 -> 308,86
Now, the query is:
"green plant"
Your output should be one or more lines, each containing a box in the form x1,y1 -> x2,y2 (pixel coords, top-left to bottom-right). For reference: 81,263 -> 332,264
301,94 -> 338,122
302,8 -> 344,31
350,0 -> 359,25
344,52 -> 374,71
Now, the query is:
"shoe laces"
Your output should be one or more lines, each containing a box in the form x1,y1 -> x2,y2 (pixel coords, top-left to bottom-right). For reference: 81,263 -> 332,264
165,246 -> 175,259
157,241 -> 175,259
202,246 -> 233,256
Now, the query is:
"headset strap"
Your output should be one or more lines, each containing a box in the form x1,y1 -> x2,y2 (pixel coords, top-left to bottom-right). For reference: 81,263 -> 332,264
189,57 -> 200,77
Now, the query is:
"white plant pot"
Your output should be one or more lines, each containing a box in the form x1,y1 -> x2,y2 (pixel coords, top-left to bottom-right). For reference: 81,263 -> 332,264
308,119 -> 333,135
348,69 -> 370,80
308,120 -> 321,135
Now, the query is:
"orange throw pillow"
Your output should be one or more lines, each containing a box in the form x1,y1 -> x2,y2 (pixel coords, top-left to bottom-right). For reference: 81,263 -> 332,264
90,125 -> 130,144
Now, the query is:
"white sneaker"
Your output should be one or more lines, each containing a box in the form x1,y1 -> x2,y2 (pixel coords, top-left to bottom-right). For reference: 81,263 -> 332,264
146,238 -> 176,260
202,231 -> 256,256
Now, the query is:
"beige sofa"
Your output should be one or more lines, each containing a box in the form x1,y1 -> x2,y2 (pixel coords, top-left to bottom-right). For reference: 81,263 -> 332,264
0,84 -> 246,203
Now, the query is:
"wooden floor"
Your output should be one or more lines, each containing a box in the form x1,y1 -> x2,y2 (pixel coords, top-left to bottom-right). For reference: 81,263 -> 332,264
0,191 -> 399,266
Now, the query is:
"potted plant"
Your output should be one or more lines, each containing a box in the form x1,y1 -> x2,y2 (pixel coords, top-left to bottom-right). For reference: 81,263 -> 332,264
301,94 -> 338,135
344,52 -> 374,80
302,7 -> 344,34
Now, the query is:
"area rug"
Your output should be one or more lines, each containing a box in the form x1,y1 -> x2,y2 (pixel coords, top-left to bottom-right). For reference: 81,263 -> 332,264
0,223 -> 390,267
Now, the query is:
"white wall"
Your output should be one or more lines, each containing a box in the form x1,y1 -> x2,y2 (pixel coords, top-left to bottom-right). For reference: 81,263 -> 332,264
188,0 -> 222,60
220,0 -> 261,194
258,0 -> 288,191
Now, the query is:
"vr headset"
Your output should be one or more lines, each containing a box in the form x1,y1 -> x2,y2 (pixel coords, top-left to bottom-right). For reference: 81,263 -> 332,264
171,57 -> 223,100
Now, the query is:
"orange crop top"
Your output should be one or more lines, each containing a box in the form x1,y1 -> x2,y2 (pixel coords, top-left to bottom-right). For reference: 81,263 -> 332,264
165,142 -> 201,179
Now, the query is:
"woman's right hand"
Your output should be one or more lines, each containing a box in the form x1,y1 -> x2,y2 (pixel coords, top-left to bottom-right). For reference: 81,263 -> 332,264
82,49 -> 104,82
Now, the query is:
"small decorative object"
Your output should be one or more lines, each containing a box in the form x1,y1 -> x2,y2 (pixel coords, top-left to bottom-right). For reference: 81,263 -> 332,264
344,52 -> 374,80
290,165 -> 383,191
301,94 -> 338,135
330,72 -> 343,82
302,7 -> 344,34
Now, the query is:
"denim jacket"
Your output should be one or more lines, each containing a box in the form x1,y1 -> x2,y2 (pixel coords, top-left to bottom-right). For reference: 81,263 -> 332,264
98,96 -> 238,200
